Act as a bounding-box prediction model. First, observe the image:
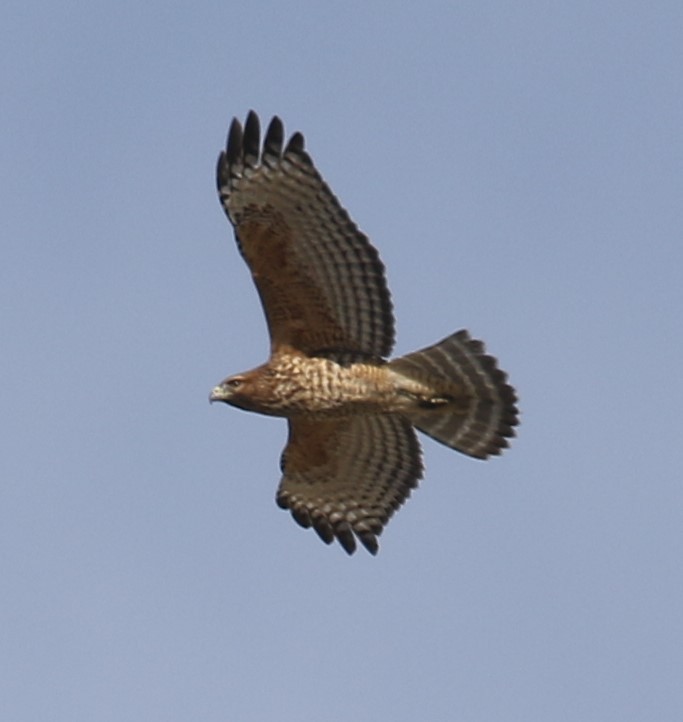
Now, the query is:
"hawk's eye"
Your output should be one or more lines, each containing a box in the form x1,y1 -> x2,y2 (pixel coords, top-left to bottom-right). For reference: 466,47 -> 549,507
226,378 -> 243,389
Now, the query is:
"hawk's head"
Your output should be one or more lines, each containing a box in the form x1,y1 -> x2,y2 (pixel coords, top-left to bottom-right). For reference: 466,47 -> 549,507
209,365 -> 281,416
209,374 -> 252,408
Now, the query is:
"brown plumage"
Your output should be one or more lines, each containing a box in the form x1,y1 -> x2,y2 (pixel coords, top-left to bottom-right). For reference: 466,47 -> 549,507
210,111 -> 519,555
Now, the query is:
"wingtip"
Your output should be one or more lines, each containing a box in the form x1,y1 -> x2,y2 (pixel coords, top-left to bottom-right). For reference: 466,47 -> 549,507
216,150 -> 229,192
264,115 -> 285,158
285,131 -> 305,155
243,111 -> 261,164
336,523 -> 357,555
225,112 -> 308,170
226,117 -> 243,165
358,533 -> 379,555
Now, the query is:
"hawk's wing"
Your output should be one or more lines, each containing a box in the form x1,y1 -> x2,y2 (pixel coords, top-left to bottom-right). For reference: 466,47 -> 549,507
217,111 -> 395,359
277,415 -> 423,555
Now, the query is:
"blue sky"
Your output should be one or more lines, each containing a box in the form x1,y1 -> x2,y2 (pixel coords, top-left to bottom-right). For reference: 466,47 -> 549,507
3,2 -> 682,720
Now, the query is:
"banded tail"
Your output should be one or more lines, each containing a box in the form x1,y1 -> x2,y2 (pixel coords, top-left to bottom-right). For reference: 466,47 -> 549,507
390,330 -> 519,459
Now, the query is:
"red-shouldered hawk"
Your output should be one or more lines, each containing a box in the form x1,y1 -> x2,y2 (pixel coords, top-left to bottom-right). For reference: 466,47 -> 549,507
210,112 -> 518,555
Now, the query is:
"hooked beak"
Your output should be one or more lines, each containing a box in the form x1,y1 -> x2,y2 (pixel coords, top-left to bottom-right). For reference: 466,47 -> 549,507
209,384 -> 231,404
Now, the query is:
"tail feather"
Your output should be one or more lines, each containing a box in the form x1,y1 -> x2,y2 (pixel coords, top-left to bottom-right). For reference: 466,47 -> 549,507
390,330 -> 519,459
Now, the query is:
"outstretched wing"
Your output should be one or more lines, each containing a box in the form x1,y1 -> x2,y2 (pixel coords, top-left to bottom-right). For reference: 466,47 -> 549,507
277,415 -> 423,555
217,111 -> 395,359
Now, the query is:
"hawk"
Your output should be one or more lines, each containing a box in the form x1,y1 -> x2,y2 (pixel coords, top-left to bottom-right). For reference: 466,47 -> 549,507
210,111 -> 518,555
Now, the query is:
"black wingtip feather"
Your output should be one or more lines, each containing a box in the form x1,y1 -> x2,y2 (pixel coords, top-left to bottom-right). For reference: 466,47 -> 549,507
335,523 -> 357,555
243,111 -> 261,166
313,515 -> 335,544
264,116 -> 284,159
290,506 -> 312,529
216,151 -> 228,192
285,131 -> 305,155
226,118 -> 243,165
358,533 -> 379,555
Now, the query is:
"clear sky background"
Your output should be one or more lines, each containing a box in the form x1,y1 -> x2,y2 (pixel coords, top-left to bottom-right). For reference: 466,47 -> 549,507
3,2 -> 682,721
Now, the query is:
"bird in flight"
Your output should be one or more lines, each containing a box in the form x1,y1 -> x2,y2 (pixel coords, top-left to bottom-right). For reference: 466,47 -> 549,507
210,111 -> 518,555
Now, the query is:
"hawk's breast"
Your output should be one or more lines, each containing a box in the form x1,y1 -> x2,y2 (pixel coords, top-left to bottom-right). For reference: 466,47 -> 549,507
264,354 -> 398,416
